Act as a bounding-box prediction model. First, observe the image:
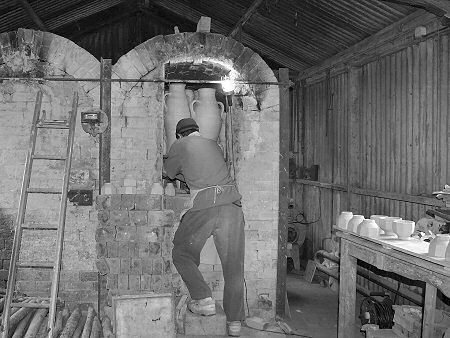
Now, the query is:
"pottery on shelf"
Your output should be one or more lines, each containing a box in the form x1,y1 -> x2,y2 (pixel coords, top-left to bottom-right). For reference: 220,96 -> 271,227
379,216 -> 402,236
392,220 -> 415,240
164,83 -> 191,151
370,215 -> 388,235
336,211 -> 353,230
164,182 -> 176,196
150,182 -> 164,195
428,234 -> 450,258
357,219 -> 380,238
191,87 -> 224,141
347,215 -> 365,233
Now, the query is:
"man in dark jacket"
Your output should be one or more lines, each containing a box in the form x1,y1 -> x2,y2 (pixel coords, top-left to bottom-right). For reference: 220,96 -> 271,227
164,118 -> 245,337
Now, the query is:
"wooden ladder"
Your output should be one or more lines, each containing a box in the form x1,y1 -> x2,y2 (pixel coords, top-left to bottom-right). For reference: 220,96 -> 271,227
1,91 -> 78,338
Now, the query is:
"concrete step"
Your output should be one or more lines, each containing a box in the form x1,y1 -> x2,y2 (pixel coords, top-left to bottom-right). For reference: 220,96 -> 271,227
183,301 -> 227,336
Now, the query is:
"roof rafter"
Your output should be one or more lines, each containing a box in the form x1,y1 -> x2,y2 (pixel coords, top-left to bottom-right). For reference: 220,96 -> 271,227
16,0 -> 47,31
380,0 -> 450,24
229,0 -> 264,38
151,0 -> 310,72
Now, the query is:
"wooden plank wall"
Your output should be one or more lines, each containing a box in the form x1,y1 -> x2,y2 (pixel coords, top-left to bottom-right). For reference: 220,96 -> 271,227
292,31 -> 450,257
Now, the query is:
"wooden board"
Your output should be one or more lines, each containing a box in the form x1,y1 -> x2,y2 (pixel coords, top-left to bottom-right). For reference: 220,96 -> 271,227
112,293 -> 175,338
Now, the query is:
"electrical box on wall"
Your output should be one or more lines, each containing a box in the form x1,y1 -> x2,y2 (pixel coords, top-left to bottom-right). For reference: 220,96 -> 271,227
68,189 -> 93,206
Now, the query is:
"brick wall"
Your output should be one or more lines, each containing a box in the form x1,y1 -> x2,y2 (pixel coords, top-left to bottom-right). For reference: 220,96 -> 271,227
0,29 -> 101,309
0,29 -> 280,318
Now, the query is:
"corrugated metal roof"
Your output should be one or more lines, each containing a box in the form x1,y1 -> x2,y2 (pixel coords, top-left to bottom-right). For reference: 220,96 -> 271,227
0,0 -> 420,74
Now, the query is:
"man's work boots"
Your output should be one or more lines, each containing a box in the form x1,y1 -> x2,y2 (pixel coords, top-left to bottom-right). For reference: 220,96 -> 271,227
187,297 -> 216,316
227,321 -> 241,337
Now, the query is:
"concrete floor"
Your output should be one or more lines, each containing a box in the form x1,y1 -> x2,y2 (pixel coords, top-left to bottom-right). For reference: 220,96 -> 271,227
285,272 -> 363,338
179,271 -> 364,337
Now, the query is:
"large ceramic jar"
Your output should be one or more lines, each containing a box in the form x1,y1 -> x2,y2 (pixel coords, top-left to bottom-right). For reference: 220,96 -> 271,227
336,211 -> 353,230
191,88 -> 224,141
428,234 -> 450,258
348,215 -> 365,233
357,219 -> 379,238
164,83 -> 191,151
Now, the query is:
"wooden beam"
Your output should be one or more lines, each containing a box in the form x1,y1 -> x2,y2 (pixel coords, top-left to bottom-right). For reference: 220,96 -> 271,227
276,68 -> 290,318
99,58 -> 112,192
16,0 -> 47,31
151,0 -> 311,71
229,0 -> 264,38
380,0 -> 450,24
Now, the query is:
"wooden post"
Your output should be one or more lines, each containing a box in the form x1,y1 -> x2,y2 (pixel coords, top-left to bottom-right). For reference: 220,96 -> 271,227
423,283 -> 437,337
276,68 -> 290,317
338,239 -> 357,338
348,66 -> 362,210
99,58 -> 112,193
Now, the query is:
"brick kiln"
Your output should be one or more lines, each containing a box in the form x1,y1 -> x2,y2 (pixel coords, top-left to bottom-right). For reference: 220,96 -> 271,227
0,28 -> 280,321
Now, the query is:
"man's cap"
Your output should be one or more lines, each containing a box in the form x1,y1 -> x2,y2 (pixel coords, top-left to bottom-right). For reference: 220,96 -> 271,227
176,118 -> 199,134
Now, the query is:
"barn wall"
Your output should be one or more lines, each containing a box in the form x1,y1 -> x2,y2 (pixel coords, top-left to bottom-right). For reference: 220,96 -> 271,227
292,13 -> 449,307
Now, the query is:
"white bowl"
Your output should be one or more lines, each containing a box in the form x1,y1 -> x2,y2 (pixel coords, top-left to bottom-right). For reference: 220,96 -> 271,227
392,220 -> 415,240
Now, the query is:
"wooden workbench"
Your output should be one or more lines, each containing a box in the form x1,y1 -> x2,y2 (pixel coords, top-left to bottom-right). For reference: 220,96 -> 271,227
335,228 -> 450,338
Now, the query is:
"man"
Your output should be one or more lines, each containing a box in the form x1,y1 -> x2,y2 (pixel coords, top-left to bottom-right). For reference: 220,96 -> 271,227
164,118 -> 245,337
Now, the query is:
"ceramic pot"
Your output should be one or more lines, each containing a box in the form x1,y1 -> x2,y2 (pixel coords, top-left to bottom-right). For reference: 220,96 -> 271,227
164,182 -> 176,196
164,83 -> 191,151
336,211 -> 353,230
150,182 -> 164,195
347,215 -> 365,233
392,220 -> 415,240
379,216 -> 402,236
357,219 -> 379,238
428,234 -> 450,258
185,89 -> 195,116
370,215 -> 388,235
191,88 -> 224,141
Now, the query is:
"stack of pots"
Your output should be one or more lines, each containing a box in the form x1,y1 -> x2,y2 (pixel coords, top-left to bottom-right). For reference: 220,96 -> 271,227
164,84 -> 225,152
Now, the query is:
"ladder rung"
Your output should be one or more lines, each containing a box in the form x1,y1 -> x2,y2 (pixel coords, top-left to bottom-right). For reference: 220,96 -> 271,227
27,188 -> 61,194
33,154 -> 66,160
37,121 -> 69,129
22,226 -> 58,231
11,302 -> 50,308
17,262 -> 54,269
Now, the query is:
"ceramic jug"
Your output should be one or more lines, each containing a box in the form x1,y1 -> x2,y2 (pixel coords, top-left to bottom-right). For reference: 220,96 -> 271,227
379,216 -> 402,236
370,215 -> 388,235
164,83 -> 191,151
428,234 -> 450,258
392,220 -> 415,240
357,219 -> 379,238
336,211 -> 353,230
191,88 -> 224,141
347,215 -> 365,233
185,89 -> 195,116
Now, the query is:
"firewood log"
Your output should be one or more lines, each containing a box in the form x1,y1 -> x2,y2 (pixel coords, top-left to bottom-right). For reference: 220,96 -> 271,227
89,316 -> 101,338
72,314 -> 86,338
59,307 -> 81,338
61,305 -> 70,327
101,315 -> 114,338
81,307 -> 95,338
23,308 -> 48,338
52,309 -> 63,338
8,306 -> 33,335
11,310 -> 35,338
36,315 -> 48,338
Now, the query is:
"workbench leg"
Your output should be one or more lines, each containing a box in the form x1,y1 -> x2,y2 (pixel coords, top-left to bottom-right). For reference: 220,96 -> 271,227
423,283 -> 437,338
338,240 -> 357,338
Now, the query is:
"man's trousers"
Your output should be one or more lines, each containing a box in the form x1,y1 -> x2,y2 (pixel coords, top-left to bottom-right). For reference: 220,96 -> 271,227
172,203 -> 245,321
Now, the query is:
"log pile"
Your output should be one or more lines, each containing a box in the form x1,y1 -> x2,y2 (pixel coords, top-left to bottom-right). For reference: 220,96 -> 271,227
0,296 -> 115,338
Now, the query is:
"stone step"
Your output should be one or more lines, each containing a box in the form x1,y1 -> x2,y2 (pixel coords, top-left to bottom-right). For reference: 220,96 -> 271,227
183,301 -> 227,336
